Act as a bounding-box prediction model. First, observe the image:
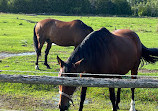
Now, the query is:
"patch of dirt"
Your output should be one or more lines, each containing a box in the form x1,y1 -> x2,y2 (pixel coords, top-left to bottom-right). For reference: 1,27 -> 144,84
0,94 -> 58,111
0,52 -> 35,59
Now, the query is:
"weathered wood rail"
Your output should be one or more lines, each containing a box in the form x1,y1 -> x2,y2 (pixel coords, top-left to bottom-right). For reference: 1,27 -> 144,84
0,74 -> 158,88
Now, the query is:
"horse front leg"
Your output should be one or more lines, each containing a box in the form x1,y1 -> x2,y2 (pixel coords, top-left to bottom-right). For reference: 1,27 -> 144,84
109,88 -> 117,111
44,42 -> 52,69
79,87 -> 87,111
116,88 -> 121,109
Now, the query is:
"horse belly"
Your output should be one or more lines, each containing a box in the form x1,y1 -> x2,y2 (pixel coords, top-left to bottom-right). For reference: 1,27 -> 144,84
48,27 -> 75,46
51,34 -> 75,46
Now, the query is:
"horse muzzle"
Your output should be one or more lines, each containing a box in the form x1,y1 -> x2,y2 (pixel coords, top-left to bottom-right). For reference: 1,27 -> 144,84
59,103 -> 70,111
59,91 -> 73,111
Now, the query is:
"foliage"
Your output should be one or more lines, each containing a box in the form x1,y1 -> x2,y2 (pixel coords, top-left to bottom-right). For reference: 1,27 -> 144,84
0,0 -> 92,14
112,0 -> 132,15
0,0 -> 131,15
130,0 -> 158,16
1,0 -> 158,16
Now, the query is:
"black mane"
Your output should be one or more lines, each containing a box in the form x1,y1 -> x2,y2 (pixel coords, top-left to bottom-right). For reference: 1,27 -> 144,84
67,27 -> 113,69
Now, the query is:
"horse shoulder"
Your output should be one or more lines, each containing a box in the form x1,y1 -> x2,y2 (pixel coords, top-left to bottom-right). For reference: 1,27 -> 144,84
67,21 -> 85,44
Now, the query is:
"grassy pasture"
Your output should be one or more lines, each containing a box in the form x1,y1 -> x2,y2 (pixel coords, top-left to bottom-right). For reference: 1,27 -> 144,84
0,13 -> 158,111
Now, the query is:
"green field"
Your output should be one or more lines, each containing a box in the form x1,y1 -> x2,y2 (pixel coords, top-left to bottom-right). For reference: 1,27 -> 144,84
0,13 -> 158,111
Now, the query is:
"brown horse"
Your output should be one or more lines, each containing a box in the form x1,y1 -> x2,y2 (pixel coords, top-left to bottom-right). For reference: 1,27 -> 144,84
57,27 -> 158,111
33,19 -> 93,70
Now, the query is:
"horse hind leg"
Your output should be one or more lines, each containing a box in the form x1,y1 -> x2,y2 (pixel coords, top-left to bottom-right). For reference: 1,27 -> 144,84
35,43 -> 42,70
44,40 -> 52,69
35,36 -> 45,70
35,54 -> 40,70
35,45 -> 43,70
129,68 -> 138,111
130,88 -> 136,111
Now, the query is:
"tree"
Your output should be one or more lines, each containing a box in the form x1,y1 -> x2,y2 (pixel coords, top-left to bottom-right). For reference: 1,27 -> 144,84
95,0 -> 114,14
0,0 -> 8,12
112,0 -> 132,15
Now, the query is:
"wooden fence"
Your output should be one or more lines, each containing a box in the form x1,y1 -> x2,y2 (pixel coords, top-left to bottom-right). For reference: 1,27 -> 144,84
0,74 -> 158,88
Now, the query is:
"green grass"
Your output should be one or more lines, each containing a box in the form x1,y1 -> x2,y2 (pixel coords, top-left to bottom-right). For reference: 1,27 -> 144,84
0,14 -> 158,53
0,13 -> 158,111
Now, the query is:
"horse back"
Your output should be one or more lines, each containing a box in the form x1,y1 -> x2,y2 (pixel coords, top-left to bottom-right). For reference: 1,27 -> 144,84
35,19 -> 92,46
112,29 -> 142,54
113,29 -> 141,44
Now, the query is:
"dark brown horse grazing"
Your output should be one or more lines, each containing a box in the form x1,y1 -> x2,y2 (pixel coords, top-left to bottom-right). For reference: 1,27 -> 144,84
57,27 -> 158,111
33,19 -> 93,70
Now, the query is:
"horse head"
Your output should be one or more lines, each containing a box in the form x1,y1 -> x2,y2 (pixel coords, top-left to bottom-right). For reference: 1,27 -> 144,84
57,56 -> 84,111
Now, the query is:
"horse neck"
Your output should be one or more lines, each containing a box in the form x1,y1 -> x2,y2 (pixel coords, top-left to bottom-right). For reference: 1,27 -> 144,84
67,52 -> 87,73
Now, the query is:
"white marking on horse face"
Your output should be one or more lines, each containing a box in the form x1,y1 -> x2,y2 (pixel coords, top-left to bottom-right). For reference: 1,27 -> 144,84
129,99 -> 136,111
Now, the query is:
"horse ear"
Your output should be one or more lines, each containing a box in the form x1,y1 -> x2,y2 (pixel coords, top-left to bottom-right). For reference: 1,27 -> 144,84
73,58 -> 84,68
57,55 -> 65,68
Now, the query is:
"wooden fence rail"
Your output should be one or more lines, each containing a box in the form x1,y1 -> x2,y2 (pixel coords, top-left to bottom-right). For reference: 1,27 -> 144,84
0,74 -> 158,88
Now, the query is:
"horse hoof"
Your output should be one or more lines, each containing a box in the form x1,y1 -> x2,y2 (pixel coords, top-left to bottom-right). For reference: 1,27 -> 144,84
129,108 -> 136,111
116,106 -> 120,109
47,66 -> 51,69
35,65 -> 40,70
112,108 -> 117,111
46,64 -> 51,69
44,63 -> 51,69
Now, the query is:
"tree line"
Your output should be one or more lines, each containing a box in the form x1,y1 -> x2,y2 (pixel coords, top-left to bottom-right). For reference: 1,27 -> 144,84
0,0 -> 158,16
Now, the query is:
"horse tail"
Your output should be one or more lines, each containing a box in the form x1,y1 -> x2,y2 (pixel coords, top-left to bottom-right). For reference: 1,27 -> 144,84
141,43 -> 158,64
33,24 -> 41,56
